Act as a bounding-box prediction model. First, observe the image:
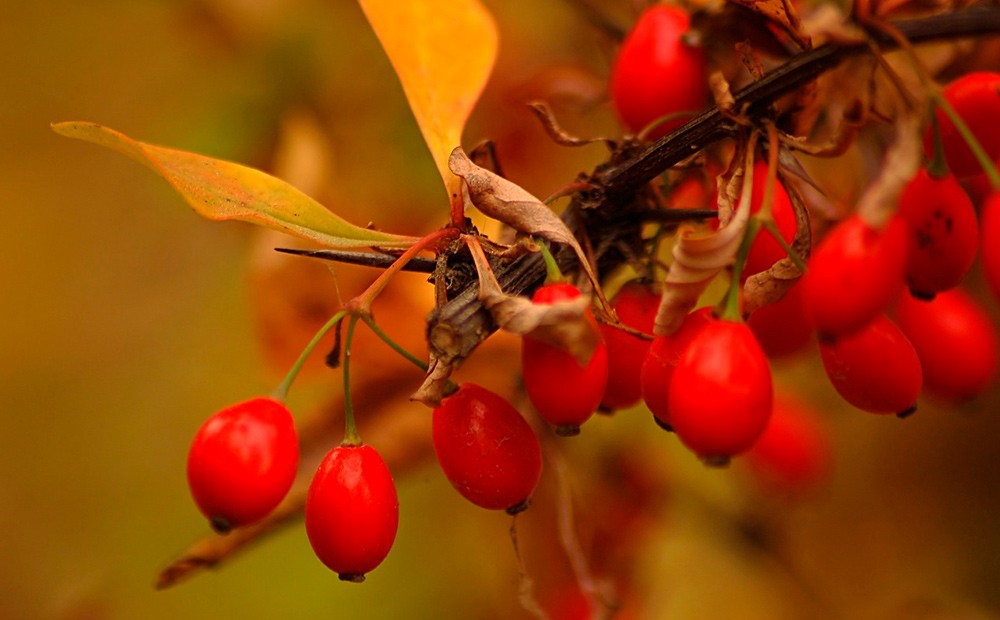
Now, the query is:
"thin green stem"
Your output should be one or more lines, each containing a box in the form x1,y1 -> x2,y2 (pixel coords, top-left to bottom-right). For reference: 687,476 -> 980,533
272,310 -> 348,402
342,314 -> 362,446
360,314 -> 429,373
925,104 -> 949,178
539,241 -> 565,284
721,217 -> 762,322
762,219 -> 808,273
933,92 -> 1000,189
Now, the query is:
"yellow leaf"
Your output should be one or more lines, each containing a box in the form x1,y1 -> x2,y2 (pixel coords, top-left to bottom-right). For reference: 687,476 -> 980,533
358,0 -> 498,198
52,122 -> 419,249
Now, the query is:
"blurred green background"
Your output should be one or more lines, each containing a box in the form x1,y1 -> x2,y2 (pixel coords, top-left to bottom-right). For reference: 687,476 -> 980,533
4,1 -> 1000,619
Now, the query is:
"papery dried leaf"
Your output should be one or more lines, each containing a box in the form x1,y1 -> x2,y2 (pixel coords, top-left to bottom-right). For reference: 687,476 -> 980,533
52,122 -> 418,249
449,148 -> 607,305
855,112 -> 922,229
729,0 -> 811,50
742,257 -> 803,315
468,236 -> 599,365
411,352 -> 456,407
653,148 -> 756,335
527,101 -> 611,147
449,148 -> 576,244
709,71 -> 736,114
358,0 -> 498,198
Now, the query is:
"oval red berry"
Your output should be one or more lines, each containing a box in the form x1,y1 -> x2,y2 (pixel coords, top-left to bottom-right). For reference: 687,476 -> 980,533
894,289 -> 998,402
898,168 -> 978,298
667,319 -> 774,462
521,283 -> 608,435
801,214 -> 908,338
433,383 -> 543,513
819,314 -> 922,415
186,397 -> 299,532
305,443 -> 399,582
600,280 -> 659,411
610,5 -> 708,139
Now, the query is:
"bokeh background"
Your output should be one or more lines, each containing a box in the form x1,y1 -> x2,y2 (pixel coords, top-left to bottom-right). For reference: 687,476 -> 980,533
4,1 -> 1000,619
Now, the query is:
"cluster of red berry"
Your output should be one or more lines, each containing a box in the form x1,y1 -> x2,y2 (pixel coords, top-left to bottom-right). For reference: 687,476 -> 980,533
181,4 -> 1000,586
187,398 -> 398,581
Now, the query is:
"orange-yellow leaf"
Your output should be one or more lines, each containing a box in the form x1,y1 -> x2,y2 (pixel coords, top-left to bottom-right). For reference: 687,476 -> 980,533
358,0 -> 498,198
51,122 -> 418,249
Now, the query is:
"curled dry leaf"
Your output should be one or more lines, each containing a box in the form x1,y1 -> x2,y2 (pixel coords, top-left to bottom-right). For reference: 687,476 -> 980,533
855,112 -> 922,229
728,0 -> 811,50
448,148 -> 607,307
468,236 -> 599,365
653,145 -> 757,335
527,101 -> 613,147
449,147 -> 579,245
743,258 -> 803,315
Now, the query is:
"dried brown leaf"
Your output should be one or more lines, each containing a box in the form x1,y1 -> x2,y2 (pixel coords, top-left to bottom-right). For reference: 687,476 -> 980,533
449,147 -> 578,246
856,112 -> 922,229
449,147 -> 608,309
728,0 -> 811,49
468,236 -> 599,365
527,101 -> 612,147
653,143 -> 757,335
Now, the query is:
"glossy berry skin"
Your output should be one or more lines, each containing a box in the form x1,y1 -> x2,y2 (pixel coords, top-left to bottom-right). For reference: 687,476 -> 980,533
667,318 -> 773,462
432,384 -> 543,513
819,314 -> 922,415
640,307 -> 714,428
610,5 -> 707,140
895,289 -> 999,402
522,283 -> 608,435
745,392 -> 832,495
747,284 -> 813,359
898,168 -> 979,299
801,213 -> 908,339
306,444 -> 399,582
600,281 -> 659,410
926,72 -> 1000,178
981,192 -> 1000,304
187,397 -> 298,533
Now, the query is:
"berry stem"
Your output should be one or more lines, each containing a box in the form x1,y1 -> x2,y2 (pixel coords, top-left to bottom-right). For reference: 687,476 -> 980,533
359,314 -> 428,373
722,216 -> 762,322
272,310 -> 348,402
925,105 -> 950,179
350,227 -> 459,313
342,314 -> 362,447
539,241 -> 565,284
932,92 -> 1000,189
761,219 -> 808,273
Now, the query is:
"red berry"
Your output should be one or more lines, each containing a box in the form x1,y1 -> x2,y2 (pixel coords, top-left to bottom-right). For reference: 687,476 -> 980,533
600,281 -> 659,410
186,397 -> 298,533
898,168 -> 979,298
745,391 -> 832,495
801,213 -> 908,338
306,443 -> 399,582
894,289 -> 999,402
640,307 -> 714,428
747,284 -> 813,359
980,192 -> 1000,303
819,314 -> 922,416
925,72 -> 1000,179
432,384 -> 543,513
610,5 -> 708,139
667,318 -> 773,463
521,283 -> 609,435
